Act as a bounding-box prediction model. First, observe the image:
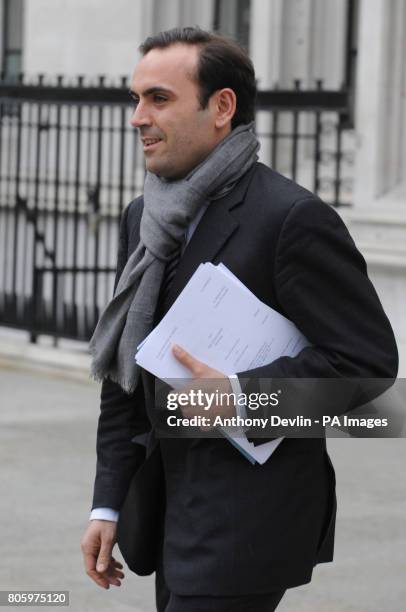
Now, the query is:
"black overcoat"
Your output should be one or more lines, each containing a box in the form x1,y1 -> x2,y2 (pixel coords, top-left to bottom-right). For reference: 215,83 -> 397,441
92,162 -> 398,595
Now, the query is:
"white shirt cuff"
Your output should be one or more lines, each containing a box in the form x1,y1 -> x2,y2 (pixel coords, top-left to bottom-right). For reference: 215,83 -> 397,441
89,507 -> 119,522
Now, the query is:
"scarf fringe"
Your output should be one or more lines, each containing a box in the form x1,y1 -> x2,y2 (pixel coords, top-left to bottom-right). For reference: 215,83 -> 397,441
88,351 -> 138,395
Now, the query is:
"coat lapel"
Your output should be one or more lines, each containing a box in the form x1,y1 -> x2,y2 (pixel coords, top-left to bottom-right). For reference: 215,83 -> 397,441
161,164 -> 256,314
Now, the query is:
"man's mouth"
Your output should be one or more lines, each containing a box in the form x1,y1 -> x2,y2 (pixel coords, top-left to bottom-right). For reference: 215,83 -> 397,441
142,138 -> 163,151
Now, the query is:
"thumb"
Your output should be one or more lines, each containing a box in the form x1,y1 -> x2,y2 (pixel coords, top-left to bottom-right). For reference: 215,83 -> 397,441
96,542 -> 113,573
172,344 -> 202,376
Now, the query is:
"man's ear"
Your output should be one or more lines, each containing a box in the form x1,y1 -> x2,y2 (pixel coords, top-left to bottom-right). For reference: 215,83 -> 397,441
213,88 -> 237,129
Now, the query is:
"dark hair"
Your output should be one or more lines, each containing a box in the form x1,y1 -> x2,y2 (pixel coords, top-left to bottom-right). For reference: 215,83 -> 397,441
139,27 -> 257,129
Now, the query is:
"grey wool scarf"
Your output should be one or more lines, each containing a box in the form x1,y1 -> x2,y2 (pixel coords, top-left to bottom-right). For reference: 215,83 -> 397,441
89,122 -> 260,393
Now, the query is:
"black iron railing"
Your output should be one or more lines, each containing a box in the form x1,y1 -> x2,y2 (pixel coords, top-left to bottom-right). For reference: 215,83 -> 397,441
0,75 -> 354,342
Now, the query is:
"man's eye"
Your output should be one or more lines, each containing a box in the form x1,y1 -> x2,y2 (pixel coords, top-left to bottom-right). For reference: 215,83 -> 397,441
154,95 -> 167,103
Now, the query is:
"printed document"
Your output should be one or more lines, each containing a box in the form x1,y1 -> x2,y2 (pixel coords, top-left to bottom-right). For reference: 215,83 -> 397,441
135,263 -> 310,463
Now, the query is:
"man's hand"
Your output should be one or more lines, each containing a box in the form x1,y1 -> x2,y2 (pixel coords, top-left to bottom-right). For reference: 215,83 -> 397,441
172,344 -> 236,426
81,520 -> 124,589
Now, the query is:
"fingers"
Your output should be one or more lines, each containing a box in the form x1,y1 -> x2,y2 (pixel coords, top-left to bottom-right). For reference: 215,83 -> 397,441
107,557 -> 125,581
83,554 -> 124,589
82,551 -> 110,589
99,557 -> 125,587
105,559 -> 125,586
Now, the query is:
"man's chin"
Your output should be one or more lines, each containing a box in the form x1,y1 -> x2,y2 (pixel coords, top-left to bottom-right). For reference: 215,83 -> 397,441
145,161 -> 182,180
145,158 -> 164,174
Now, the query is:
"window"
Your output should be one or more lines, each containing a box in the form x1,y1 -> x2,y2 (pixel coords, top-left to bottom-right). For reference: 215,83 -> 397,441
2,0 -> 24,79
214,0 -> 251,50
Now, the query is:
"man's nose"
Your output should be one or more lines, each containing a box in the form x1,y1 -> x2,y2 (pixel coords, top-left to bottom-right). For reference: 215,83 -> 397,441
130,102 -> 152,129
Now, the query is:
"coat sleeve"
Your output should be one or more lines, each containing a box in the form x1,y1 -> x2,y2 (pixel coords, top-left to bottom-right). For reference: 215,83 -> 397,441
237,196 -> 398,431
92,200 -> 150,511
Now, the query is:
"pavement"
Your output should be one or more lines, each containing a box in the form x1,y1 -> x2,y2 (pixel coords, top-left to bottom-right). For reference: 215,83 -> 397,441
0,327 -> 405,611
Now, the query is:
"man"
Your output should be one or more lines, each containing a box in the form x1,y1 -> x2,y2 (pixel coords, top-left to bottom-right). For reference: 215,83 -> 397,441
81,27 -> 398,611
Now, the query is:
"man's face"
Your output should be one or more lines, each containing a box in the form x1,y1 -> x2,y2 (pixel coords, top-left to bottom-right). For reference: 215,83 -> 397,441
130,44 -> 229,179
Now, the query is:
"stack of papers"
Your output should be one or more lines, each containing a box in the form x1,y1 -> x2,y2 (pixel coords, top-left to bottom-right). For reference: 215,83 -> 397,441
135,263 -> 310,464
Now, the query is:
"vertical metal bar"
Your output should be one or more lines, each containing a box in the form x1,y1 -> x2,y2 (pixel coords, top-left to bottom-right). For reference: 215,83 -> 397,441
270,81 -> 279,170
51,81 -> 62,345
62,101 -> 72,335
0,87 -> 6,315
101,109 -> 110,310
92,97 -> 103,331
106,105 -> 114,216
344,0 -> 357,91
334,114 -> 343,207
13,74 -> 25,323
314,111 -> 322,195
3,95 -> 14,319
101,104 -> 113,313
2,0 -> 10,76
22,100 -> 33,324
83,104 -> 92,337
313,80 -> 323,195
290,80 -> 301,181
30,91 -> 43,343
11,93 -> 23,320
118,79 -> 127,216
129,78 -> 139,196
271,111 -> 278,169
213,0 -> 221,31
41,101 -> 53,334
291,111 -> 299,181
71,76 -> 84,336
